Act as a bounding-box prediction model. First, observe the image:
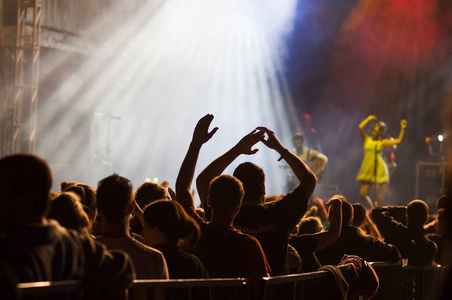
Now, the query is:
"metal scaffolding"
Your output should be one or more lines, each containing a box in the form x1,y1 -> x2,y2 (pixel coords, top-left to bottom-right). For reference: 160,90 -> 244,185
2,0 -> 41,156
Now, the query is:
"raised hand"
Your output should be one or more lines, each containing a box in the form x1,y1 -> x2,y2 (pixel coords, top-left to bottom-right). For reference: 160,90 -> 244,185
234,129 -> 265,155
359,115 -> 377,134
313,197 -> 325,207
193,114 -> 219,145
326,197 -> 342,210
176,114 -> 217,210
400,119 -> 407,128
167,187 -> 177,200
256,127 -> 284,152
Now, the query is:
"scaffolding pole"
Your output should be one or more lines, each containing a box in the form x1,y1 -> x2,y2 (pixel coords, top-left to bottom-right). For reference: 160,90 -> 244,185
2,0 -> 41,156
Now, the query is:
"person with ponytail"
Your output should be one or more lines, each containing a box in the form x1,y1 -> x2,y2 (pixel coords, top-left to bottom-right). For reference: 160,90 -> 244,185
142,200 -> 209,279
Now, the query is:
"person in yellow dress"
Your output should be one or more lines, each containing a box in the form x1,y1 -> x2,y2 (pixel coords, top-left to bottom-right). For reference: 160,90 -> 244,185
357,115 -> 407,209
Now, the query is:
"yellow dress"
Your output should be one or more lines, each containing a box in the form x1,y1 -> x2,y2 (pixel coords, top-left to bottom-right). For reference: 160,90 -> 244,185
356,136 -> 389,183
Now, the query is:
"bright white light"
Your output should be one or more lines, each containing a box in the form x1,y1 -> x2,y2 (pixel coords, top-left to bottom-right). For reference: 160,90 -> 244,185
37,0 -> 299,205
438,135 -> 444,142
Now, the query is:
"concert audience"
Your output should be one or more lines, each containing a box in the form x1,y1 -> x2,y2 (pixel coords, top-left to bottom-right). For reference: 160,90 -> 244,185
95,174 -> 169,279
0,154 -> 134,291
422,195 -> 452,266
298,216 -> 323,234
311,197 -> 331,229
174,114 -> 270,296
352,203 -> 382,240
3,115 -> 449,299
196,124 -> 317,276
435,193 -> 452,299
141,199 -> 209,279
316,195 -> 401,266
141,199 -> 209,299
61,182 -> 97,228
435,195 -> 452,266
48,191 -> 90,235
290,196 -> 342,273
352,203 -> 366,228
130,181 -> 169,235
60,182 -> 100,236
287,244 -> 302,274
371,200 -> 437,267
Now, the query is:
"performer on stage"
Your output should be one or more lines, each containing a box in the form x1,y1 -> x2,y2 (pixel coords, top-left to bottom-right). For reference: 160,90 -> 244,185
357,115 -> 407,209
289,133 -> 328,185
300,113 -> 322,152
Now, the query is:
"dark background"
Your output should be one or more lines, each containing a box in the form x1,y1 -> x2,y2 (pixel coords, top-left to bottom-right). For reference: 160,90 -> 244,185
281,0 -> 452,206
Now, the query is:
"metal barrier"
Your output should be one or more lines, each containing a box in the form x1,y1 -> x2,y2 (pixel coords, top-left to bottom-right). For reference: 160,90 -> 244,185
130,278 -> 250,300
14,264 -> 451,300
370,262 -> 404,300
403,265 -> 450,300
17,280 -> 82,299
369,262 -> 450,300
262,264 -> 352,300
15,278 -> 250,300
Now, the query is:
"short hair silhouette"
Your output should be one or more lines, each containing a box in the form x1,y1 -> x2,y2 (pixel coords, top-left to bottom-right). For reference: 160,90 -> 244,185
298,216 -> 323,234
329,195 -> 353,227
233,162 -> 265,201
437,194 -> 452,210
352,203 -> 366,227
0,154 -> 52,228
135,182 -> 167,209
96,174 -> 133,223
208,175 -> 244,213
407,200 -> 429,227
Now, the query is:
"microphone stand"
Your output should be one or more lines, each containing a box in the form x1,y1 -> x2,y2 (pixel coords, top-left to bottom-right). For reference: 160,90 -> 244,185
374,143 -> 378,207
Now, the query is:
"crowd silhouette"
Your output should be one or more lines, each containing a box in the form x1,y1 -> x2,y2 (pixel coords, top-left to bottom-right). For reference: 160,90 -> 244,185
1,113 -> 451,299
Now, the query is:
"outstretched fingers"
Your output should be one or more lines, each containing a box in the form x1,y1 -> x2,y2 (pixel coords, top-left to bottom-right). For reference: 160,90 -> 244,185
193,114 -> 219,144
237,129 -> 265,155
168,187 -> 177,200
256,126 -> 282,150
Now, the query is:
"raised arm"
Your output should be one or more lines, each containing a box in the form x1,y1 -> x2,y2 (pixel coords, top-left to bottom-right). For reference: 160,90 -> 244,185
258,126 -> 317,199
314,198 -> 342,250
382,119 -> 407,147
175,114 -> 218,210
371,205 -> 407,238
313,197 -> 329,223
132,200 -> 144,226
359,115 -> 377,140
196,129 -> 265,208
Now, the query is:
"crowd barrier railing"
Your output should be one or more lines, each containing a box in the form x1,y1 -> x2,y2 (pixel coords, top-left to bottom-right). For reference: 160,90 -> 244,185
14,263 -> 451,300
403,265 -> 450,300
262,264 -> 353,300
370,261 -> 404,300
17,280 -> 83,299
130,278 -> 250,300
16,278 -> 250,300
370,261 -> 450,300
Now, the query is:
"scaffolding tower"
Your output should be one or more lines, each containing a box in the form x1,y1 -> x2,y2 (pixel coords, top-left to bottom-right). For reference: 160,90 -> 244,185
1,0 -> 41,156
